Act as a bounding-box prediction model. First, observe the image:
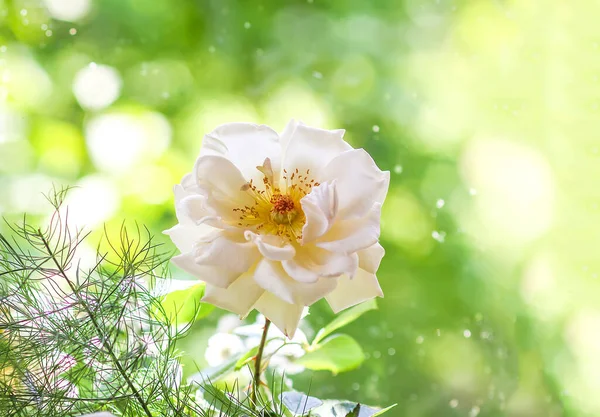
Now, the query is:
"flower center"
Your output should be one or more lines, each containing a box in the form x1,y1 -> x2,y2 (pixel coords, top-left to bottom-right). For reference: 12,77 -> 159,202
233,159 -> 319,242
270,194 -> 298,224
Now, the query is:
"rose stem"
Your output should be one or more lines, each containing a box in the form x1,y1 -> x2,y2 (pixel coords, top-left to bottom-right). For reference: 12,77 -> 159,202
251,318 -> 271,409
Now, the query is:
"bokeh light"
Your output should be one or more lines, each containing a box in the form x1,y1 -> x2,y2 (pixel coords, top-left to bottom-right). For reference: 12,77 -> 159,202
72,63 -> 122,110
42,0 -> 91,22
62,175 -> 119,229
85,111 -> 171,173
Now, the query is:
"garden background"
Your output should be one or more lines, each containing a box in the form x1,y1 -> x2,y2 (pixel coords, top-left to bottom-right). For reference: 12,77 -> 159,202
1,0 -> 599,416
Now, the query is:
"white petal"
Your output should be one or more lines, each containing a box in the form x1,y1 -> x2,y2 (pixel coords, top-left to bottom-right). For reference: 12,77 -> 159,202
281,258 -> 319,283
316,203 -> 382,254
173,174 -> 204,207
300,181 -> 338,244
321,149 -> 390,219
282,248 -> 358,283
196,216 -> 231,229
173,183 -> 190,203
181,173 -> 202,193
195,235 -> 259,273
164,223 -> 218,253
254,291 -> 305,339
253,259 -> 338,306
279,119 -> 298,151
318,252 -> 359,278
173,184 -> 203,225
326,269 -> 384,313
171,253 -> 244,288
245,231 -> 296,261
253,260 -> 296,304
194,155 -> 255,216
202,272 -> 264,317
357,243 -> 385,274
282,122 -> 352,177
202,123 -> 281,182
179,194 -> 212,224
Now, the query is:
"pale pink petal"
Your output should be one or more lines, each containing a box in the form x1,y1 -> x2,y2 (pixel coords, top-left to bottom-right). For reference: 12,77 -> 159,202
171,253 -> 244,287
195,235 -> 259,273
244,231 -> 296,261
281,122 -> 352,177
321,149 -> 390,219
357,243 -> 385,274
202,272 -> 264,317
326,269 -> 384,313
194,155 -> 255,216
253,291 -> 305,338
300,181 -> 338,244
253,259 -> 338,305
316,203 -> 382,254
201,123 -> 281,182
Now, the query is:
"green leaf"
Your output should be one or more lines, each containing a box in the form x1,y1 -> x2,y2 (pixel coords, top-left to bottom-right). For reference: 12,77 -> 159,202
313,299 -> 377,345
297,334 -> 365,374
344,403 -> 398,417
160,283 -> 214,324
188,352 -> 243,384
234,346 -> 258,371
369,404 -> 398,417
346,403 -> 361,417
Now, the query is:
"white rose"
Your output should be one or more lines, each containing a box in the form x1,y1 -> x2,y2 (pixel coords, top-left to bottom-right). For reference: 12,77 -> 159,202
165,120 -> 389,338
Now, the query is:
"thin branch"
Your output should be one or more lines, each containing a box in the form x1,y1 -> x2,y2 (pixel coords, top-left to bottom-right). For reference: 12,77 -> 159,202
251,318 -> 271,409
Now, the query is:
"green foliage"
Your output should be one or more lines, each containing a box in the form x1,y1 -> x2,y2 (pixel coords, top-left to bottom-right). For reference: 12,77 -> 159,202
312,300 -> 378,346
189,353 -> 245,385
298,335 -> 365,374
0,189 -> 206,416
160,284 -> 215,325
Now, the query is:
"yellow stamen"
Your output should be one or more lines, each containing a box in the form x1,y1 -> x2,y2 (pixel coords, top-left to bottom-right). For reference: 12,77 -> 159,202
233,158 -> 318,242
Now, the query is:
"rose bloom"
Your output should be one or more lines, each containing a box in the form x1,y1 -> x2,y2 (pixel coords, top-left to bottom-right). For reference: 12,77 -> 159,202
165,120 -> 389,337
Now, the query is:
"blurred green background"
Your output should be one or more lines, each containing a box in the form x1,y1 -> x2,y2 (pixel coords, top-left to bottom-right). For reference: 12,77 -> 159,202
1,0 -> 600,416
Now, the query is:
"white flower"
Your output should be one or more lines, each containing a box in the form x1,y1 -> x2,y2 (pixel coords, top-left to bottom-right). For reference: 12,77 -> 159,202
268,343 -> 306,375
165,120 -> 389,338
204,333 -> 246,367
216,313 -> 245,333
235,314 -> 308,375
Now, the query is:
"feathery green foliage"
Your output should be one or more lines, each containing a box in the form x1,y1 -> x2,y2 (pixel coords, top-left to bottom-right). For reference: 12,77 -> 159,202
0,187 -> 205,416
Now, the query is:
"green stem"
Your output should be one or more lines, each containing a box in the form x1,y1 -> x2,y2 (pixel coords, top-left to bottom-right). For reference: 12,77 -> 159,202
39,231 -> 154,417
251,318 -> 271,409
